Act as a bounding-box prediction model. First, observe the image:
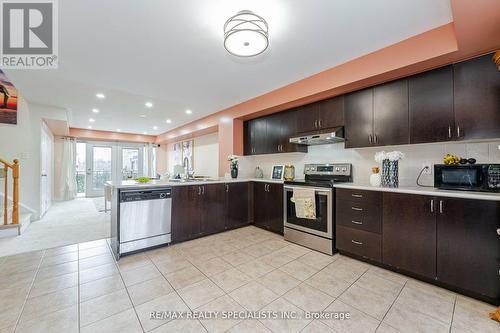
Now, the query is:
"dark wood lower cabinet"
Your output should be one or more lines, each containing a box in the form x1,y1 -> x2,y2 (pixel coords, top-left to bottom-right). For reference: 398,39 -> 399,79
253,182 -> 283,235
338,190 -> 499,304
225,182 -> 250,229
382,193 -> 436,279
200,184 -> 225,235
171,185 -> 200,242
172,183 -> 249,243
436,198 -> 500,302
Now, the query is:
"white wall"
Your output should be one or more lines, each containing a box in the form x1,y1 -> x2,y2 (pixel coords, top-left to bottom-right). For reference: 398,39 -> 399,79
238,141 -> 500,186
0,97 -> 67,219
161,132 -> 219,179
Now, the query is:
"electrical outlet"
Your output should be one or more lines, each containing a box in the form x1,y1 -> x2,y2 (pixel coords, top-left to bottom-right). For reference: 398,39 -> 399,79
422,163 -> 432,175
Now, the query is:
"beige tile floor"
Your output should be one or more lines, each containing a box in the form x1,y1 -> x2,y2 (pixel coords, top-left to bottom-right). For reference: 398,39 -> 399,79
0,226 -> 498,333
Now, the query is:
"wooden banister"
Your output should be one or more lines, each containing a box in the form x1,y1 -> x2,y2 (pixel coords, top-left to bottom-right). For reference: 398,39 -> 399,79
1,159 -> 19,225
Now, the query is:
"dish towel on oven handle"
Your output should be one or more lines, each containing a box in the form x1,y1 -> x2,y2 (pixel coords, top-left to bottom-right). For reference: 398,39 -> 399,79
291,188 -> 316,219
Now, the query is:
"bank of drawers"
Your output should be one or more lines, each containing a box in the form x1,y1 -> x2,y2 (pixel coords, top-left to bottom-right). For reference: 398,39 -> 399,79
336,188 -> 382,262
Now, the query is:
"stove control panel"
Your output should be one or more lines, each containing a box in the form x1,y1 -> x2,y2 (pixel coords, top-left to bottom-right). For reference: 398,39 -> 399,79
304,163 -> 352,176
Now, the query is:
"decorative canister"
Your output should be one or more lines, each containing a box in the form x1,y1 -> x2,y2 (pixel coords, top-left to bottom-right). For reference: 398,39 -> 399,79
369,167 -> 381,187
254,166 -> 264,179
382,159 -> 399,188
284,165 -> 295,181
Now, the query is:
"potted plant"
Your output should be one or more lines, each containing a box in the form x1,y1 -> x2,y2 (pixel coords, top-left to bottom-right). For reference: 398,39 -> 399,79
227,155 -> 239,179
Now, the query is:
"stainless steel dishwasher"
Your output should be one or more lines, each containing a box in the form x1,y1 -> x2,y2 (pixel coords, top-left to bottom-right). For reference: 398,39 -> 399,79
119,188 -> 172,255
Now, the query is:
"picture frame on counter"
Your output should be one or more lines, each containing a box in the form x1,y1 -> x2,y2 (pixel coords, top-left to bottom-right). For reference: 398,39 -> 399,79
271,165 -> 284,180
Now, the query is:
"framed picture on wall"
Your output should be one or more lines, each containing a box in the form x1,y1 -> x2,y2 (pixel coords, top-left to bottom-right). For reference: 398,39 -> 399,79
271,165 -> 284,180
0,69 -> 18,125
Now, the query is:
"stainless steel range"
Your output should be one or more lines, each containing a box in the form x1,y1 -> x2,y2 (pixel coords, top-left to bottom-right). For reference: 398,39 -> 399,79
284,163 -> 352,255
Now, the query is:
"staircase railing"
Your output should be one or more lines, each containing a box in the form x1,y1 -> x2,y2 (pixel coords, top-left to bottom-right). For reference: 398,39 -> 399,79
0,159 -> 19,225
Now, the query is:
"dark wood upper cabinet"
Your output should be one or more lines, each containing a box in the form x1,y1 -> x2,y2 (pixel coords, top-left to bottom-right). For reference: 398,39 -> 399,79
382,193 -> 436,279
345,88 -> 373,148
244,110 -> 307,155
225,182 -> 250,229
454,54 -> 500,141
409,66 -> 454,144
295,96 -> 344,134
373,79 -> 409,147
295,103 -> 320,133
318,95 -> 344,130
437,198 -> 500,302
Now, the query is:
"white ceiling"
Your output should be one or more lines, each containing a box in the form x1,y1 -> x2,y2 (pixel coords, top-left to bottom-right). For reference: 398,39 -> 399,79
5,0 -> 453,135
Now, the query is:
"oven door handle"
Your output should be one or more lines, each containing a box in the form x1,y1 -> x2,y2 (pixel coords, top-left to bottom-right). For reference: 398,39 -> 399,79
284,186 -> 332,195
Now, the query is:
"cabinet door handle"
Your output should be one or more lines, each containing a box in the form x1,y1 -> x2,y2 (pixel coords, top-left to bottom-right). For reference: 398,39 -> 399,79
439,200 -> 443,214
351,240 -> 363,245
430,199 -> 434,213
225,184 -> 229,192
198,186 -> 201,195
351,207 -> 363,211
374,134 -> 378,144
351,194 -> 363,198
448,125 -> 452,139
202,186 -> 205,195
351,220 -> 363,225
314,120 -> 318,129
318,119 -> 322,128
368,134 -> 373,144
456,125 -> 461,138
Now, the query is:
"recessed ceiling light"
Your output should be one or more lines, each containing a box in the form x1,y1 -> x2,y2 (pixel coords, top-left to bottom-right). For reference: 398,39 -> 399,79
87,125 -> 92,129
139,114 -> 146,118
185,109 -> 192,115
181,129 -> 189,135
116,129 -> 121,132
145,102 -> 153,108
166,119 -> 172,124
92,108 -> 99,113
153,126 -> 158,130
143,132 -> 148,135
96,93 -> 105,99
89,118 -> 95,123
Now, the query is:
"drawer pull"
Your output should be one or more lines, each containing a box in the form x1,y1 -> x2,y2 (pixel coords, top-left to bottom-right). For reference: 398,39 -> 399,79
351,207 -> 363,211
351,220 -> 363,225
351,194 -> 363,198
351,240 -> 363,245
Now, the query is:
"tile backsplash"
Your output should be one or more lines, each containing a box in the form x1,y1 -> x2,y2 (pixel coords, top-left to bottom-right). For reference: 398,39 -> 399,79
238,141 -> 500,186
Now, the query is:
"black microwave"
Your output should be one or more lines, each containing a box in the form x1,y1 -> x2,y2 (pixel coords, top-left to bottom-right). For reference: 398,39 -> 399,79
434,164 -> 500,192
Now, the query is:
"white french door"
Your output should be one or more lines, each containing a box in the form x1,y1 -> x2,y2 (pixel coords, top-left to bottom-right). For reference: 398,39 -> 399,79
82,142 -> 145,197
85,144 -> 113,197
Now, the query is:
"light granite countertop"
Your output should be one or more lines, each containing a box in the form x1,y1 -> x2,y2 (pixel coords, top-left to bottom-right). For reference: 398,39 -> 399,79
106,177 -> 285,189
334,183 -> 500,201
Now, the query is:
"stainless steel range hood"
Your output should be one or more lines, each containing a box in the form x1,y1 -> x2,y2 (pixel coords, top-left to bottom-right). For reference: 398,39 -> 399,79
289,127 -> 345,145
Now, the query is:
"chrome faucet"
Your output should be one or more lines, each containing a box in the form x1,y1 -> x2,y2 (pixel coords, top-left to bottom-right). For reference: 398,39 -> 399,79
182,157 -> 193,179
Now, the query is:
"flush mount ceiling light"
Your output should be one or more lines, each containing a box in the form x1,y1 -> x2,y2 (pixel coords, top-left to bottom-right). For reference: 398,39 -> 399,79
166,119 -> 172,124
96,93 -> 105,99
224,10 -> 269,57
145,102 -> 153,108
92,108 -> 99,113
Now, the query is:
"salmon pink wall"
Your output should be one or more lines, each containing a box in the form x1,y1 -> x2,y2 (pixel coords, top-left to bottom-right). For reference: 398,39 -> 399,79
69,128 -> 156,143
156,0 -> 500,176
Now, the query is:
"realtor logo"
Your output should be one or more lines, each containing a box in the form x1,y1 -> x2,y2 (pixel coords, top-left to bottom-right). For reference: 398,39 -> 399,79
0,0 -> 58,69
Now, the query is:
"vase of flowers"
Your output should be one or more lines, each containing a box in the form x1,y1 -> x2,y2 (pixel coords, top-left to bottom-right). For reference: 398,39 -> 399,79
375,151 -> 405,188
227,155 -> 239,179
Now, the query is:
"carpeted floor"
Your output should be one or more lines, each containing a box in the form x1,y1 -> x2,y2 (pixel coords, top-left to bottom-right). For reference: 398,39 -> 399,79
0,198 -> 110,257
